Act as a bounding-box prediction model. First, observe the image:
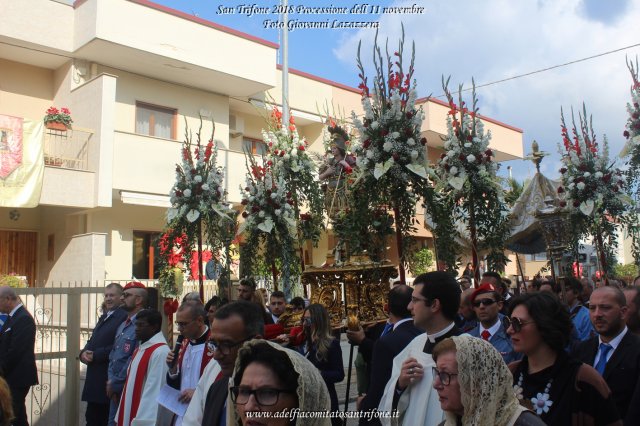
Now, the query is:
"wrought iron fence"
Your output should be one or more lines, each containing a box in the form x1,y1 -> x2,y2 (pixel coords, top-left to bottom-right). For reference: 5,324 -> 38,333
43,127 -> 93,171
13,279 -> 220,425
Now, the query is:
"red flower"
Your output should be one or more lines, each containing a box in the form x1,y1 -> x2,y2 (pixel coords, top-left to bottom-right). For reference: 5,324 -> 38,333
624,130 -> 630,139
559,168 -> 567,174
557,187 -> 565,194
241,199 -> 248,205
298,145 -> 305,151
61,107 -> 71,115
363,139 -> 371,149
559,200 -> 567,208
242,211 -> 249,218
420,137 -> 427,146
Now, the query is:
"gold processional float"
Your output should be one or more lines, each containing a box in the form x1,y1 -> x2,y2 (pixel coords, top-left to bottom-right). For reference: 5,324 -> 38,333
277,125 -> 398,332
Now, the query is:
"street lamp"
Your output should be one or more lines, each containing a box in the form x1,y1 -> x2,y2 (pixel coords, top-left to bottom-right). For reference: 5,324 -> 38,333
535,196 -> 572,299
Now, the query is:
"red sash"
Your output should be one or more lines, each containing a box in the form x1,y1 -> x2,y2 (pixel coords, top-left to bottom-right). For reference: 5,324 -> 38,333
176,330 -> 214,376
118,342 -> 165,426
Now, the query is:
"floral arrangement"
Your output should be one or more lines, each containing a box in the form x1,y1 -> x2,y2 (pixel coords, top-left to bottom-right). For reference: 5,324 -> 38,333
44,106 -> 73,127
349,27 -> 432,280
238,157 -> 299,296
156,232 -> 186,298
622,57 -> 640,268
261,106 -> 325,247
159,120 -> 234,297
0,273 -> 26,288
431,79 -> 510,274
556,105 -> 627,275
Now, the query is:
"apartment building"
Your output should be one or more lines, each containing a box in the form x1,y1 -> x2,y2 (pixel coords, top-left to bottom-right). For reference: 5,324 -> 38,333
0,0 -> 523,285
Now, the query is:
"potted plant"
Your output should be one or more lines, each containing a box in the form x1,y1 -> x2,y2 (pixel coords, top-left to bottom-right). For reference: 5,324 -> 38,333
44,106 -> 73,131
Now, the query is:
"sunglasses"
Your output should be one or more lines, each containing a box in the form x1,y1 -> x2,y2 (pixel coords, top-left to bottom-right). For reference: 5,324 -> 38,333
504,316 -> 535,332
230,387 -> 295,406
472,299 -> 498,308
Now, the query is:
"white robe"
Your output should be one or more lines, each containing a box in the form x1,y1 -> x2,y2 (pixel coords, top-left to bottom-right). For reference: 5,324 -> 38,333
378,334 -> 444,426
116,332 -> 170,426
181,359 -> 222,426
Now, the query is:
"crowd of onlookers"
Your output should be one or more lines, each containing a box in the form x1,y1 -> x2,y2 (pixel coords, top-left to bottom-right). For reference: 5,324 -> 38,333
0,268 -> 639,426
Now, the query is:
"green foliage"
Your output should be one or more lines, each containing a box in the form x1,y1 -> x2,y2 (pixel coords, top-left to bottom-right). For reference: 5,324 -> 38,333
613,262 -> 638,279
0,274 -> 25,288
408,247 -> 435,275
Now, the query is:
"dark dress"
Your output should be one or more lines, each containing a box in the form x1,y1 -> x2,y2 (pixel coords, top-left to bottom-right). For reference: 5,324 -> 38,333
509,352 -> 621,425
303,338 -> 344,426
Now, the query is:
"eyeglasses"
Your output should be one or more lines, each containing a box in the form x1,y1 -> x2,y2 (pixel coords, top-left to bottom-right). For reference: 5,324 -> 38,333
504,316 -> 535,332
122,292 -> 136,298
411,296 -> 430,305
175,319 -> 195,328
208,336 -> 252,355
472,299 -> 497,308
230,386 -> 295,406
432,367 -> 458,386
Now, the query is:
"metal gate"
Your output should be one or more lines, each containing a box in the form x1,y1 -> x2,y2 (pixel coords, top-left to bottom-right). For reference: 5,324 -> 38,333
13,280 -> 220,425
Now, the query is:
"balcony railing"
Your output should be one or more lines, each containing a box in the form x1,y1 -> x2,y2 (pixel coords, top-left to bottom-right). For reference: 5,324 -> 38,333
44,127 -> 93,171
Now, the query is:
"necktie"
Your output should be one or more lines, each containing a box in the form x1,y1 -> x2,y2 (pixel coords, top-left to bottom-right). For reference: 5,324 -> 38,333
595,343 -> 613,375
481,330 -> 491,341
381,322 -> 393,337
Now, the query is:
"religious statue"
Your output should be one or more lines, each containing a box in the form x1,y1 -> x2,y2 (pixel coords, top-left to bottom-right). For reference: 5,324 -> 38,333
318,124 -> 356,217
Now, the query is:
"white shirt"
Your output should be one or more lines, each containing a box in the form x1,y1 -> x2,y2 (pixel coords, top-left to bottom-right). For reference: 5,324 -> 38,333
392,318 -> 413,331
8,303 -> 22,317
594,326 -> 628,366
425,321 -> 455,343
479,317 -> 501,339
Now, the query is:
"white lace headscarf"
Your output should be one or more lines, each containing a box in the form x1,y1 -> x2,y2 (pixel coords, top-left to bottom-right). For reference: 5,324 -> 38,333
442,335 -> 527,426
228,340 -> 331,426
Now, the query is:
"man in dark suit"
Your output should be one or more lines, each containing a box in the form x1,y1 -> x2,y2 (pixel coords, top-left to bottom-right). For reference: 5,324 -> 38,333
359,285 -> 420,425
199,301 -> 265,426
79,283 -> 127,426
572,286 -> 640,424
0,286 -> 38,426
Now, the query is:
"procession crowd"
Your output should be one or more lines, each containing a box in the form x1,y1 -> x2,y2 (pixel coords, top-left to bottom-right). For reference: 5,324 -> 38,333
0,269 -> 639,426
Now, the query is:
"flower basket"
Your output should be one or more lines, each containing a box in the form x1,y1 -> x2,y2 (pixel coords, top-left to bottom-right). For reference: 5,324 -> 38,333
45,121 -> 68,132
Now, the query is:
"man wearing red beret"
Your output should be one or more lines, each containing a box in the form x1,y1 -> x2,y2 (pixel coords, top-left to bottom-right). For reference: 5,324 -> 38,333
466,282 -> 521,364
106,282 -> 148,426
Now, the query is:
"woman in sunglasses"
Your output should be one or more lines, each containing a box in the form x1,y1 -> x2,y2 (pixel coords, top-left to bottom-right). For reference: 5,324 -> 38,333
432,335 -> 544,425
506,292 -> 621,425
296,304 -> 344,425
229,340 -> 331,425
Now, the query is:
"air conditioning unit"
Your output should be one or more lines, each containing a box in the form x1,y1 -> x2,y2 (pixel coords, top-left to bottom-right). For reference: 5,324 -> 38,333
229,114 -> 244,138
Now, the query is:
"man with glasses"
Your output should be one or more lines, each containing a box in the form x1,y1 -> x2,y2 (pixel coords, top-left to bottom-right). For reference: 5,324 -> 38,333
182,301 -> 264,426
80,283 -> 127,426
379,271 -> 461,426
106,281 -> 147,426
466,283 -> 520,363
161,301 -> 212,426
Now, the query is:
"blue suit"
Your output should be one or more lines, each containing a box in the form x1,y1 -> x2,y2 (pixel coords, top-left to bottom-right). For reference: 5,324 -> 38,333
107,313 -> 139,426
569,303 -> 594,342
82,307 -> 127,404
467,319 -> 521,364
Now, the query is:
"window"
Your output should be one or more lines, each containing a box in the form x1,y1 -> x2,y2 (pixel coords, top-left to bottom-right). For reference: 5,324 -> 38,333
524,251 -> 548,262
135,102 -> 177,139
242,137 -> 267,155
132,231 -> 161,279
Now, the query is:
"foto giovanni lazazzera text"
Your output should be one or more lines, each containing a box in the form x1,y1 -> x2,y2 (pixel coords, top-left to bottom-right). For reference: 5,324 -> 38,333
246,409 -> 400,420
216,3 -> 426,31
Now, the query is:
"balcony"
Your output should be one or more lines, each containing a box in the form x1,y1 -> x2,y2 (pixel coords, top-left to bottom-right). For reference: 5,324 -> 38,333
44,127 -> 93,171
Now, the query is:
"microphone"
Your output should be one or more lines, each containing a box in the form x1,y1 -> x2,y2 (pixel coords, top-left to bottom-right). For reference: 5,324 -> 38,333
169,335 -> 184,369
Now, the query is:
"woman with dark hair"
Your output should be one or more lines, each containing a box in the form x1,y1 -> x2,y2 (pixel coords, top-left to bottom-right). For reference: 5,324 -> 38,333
297,304 -> 344,425
507,292 -> 621,425
229,340 -> 331,425
0,377 -> 14,426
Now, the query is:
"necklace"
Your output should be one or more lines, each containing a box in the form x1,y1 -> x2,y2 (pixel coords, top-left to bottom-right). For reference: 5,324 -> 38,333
513,371 -> 554,416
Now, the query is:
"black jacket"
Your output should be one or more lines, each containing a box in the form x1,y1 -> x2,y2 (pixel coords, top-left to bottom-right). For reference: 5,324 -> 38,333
359,320 -> 421,425
80,307 -> 127,403
572,331 -> 640,424
0,305 -> 38,389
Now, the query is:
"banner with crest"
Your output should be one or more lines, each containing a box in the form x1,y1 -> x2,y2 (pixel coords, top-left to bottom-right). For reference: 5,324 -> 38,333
0,115 -> 44,207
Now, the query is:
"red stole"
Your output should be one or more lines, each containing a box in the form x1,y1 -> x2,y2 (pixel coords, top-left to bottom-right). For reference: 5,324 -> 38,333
118,342 -> 165,426
176,330 -> 214,376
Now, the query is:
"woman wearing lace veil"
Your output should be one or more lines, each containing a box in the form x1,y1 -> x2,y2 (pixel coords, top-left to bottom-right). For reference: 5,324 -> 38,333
432,335 -> 545,426
228,340 -> 331,425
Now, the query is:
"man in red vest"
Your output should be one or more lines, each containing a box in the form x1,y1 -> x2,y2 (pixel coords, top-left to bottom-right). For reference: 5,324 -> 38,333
164,301 -> 213,426
116,309 -> 169,426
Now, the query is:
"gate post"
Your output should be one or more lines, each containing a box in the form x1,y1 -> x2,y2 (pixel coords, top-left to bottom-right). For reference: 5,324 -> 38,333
66,289 -> 81,426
